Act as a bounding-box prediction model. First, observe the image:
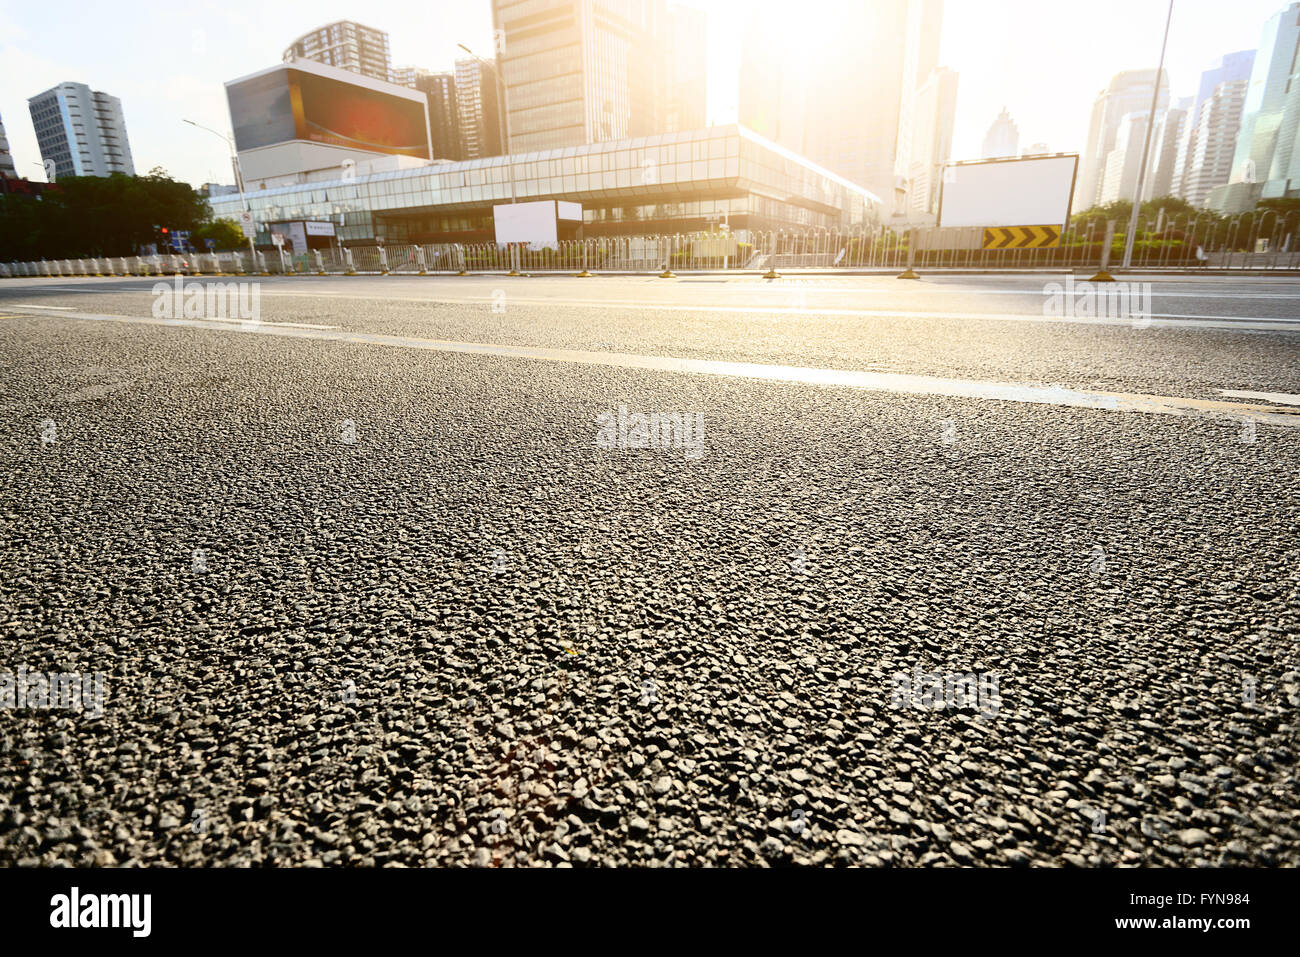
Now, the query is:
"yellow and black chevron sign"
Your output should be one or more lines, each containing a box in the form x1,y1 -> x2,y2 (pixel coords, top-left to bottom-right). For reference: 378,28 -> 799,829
982,224 -> 1061,249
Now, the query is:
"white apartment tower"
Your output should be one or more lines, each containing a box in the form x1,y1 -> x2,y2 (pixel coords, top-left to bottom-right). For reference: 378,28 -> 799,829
27,82 -> 135,179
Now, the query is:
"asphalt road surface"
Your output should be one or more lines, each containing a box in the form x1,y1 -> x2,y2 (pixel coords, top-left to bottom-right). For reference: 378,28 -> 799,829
1,273 -> 1297,867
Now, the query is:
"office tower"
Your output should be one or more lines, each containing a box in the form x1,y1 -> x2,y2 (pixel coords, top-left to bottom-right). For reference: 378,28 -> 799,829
455,58 -> 504,159
1210,2 -> 1300,212
981,107 -> 1019,159
492,0 -> 667,153
0,112 -> 16,176
741,0 -> 940,209
1144,96 -> 1192,199
664,4 -> 707,133
894,0 -> 944,186
738,17 -> 807,150
1078,69 -> 1170,211
1183,80 -> 1249,206
906,67 -> 958,218
1099,111 -> 1157,204
1021,142 -> 1049,156
283,21 -> 393,83
1172,50 -> 1255,196
415,70 -> 462,162
27,82 -> 135,179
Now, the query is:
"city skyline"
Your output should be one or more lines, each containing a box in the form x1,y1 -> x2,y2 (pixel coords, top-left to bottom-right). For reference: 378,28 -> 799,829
0,0 -> 1290,192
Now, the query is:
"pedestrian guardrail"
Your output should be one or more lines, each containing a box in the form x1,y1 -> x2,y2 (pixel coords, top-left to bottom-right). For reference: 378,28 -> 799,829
5,211 -> 1299,279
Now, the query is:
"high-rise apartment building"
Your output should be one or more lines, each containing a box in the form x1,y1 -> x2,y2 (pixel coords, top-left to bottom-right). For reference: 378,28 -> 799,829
491,0 -> 669,153
455,58 -> 504,160
0,112 -> 16,177
981,108 -> 1019,159
283,21 -> 393,83
27,82 -> 135,179
1077,69 -> 1170,211
415,70 -> 462,162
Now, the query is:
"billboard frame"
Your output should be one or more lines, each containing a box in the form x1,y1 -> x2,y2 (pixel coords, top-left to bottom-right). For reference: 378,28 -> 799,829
936,153 -> 1079,233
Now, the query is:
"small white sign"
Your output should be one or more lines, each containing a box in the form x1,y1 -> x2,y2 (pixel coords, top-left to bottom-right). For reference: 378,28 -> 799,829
238,211 -> 255,238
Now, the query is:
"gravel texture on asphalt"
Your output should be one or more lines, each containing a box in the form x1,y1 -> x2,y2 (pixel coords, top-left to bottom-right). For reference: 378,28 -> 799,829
0,306 -> 1297,867
5,276 -> 1300,402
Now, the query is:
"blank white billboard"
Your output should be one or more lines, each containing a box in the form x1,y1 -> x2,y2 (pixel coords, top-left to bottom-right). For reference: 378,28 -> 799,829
937,155 -> 1078,229
494,201 -> 558,249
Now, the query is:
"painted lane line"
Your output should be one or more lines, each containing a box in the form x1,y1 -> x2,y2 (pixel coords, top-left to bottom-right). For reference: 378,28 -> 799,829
1219,389 -> 1300,407
10,307 -> 1300,428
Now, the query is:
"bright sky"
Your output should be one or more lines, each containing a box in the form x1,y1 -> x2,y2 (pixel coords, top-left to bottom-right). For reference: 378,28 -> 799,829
0,0 -> 1289,186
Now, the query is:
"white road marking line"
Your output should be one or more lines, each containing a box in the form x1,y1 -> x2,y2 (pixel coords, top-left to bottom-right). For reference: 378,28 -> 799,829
3,310 -> 336,331
1220,389 -> 1300,407
11,307 -> 1300,427
8,303 -> 76,309
257,291 -> 1300,331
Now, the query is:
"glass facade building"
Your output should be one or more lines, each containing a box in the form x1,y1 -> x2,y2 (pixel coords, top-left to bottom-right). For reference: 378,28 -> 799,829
209,125 -> 883,244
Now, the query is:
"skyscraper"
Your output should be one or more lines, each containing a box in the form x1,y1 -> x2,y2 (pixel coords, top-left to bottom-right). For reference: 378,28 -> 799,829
906,67 -> 959,218
0,112 -> 16,177
738,17 -> 807,151
1144,96 -> 1192,200
664,4 -> 707,133
283,21 -> 393,83
1210,2 -> 1300,213
1077,69 -> 1170,212
491,0 -> 668,153
27,82 -> 135,179
740,0 -> 942,211
455,58 -> 504,160
1183,80 -> 1250,207
1099,111 -> 1155,204
981,108 -> 1019,159
416,71 -> 463,162
1171,50 -> 1255,197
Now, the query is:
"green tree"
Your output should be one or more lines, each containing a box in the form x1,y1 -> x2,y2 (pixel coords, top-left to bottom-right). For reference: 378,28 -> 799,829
0,168 -> 210,260
193,218 -> 246,251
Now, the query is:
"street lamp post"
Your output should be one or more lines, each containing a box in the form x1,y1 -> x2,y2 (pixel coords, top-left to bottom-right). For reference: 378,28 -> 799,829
459,43 -> 518,274
1121,0 -> 1174,271
183,119 -> 258,264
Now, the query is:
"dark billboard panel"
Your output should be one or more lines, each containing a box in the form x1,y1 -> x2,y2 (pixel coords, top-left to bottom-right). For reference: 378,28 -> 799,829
290,70 -> 429,157
227,67 -> 429,158
228,72 -> 296,152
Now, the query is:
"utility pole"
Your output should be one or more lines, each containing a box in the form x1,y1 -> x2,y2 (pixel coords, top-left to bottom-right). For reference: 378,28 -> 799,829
1121,0 -> 1174,271
459,43 -> 518,274
183,119 -> 257,263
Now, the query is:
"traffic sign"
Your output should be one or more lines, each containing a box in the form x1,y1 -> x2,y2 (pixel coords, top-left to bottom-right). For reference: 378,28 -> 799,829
982,225 -> 1060,249
238,211 -> 255,238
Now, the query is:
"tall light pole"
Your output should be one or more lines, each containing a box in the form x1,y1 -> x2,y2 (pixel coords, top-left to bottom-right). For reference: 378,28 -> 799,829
457,43 -> 515,204
183,119 -> 257,261
1121,0 -> 1174,271
459,42 -> 520,274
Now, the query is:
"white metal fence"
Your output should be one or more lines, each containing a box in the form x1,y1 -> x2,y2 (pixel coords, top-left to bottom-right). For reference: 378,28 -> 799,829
5,212 -> 1299,278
